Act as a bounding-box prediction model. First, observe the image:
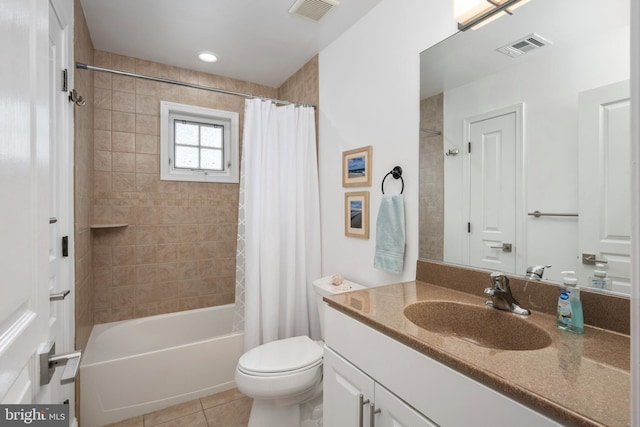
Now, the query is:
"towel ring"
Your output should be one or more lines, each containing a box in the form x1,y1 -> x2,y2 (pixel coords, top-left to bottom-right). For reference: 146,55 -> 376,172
381,166 -> 404,194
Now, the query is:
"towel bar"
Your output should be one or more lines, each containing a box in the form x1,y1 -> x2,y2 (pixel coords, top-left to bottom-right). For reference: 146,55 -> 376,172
381,166 -> 404,194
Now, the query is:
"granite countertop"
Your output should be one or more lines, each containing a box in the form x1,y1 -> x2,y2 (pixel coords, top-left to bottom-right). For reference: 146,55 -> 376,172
325,280 -> 630,427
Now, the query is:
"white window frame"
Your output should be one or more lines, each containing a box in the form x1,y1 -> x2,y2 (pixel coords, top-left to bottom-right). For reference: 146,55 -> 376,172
160,101 -> 239,183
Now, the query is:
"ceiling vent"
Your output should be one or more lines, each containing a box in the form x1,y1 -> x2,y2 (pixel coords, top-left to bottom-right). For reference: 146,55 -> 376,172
289,0 -> 340,21
497,33 -> 552,58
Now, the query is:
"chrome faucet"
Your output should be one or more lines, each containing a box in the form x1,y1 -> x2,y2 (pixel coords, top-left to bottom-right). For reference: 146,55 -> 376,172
484,272 -> 530,315
524,265 -> 551,281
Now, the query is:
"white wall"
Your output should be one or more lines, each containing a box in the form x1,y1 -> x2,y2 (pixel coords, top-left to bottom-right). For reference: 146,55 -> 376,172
442,25 -> 630,283
318,0 -> 456,286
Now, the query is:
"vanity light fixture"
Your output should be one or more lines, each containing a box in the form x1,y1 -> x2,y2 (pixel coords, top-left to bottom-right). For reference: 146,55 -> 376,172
197,51 -> 218,63
455,0 -> 530,32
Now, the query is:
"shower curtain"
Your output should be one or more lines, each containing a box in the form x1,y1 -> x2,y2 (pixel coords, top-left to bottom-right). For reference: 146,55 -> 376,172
233,98 -> 321,351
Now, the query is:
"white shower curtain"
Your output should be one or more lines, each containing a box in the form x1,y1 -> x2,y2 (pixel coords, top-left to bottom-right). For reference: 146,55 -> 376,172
234,98 -> 321,351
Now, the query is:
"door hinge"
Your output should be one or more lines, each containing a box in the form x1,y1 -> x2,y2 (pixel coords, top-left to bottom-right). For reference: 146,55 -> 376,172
468,141 -> 472,153
467,222 -> 471,233
62,236 -> 69,257
62,69 -> 68,92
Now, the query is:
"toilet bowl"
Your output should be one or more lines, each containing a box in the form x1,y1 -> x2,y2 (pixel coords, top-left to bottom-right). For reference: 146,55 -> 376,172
235,276 -> 365,427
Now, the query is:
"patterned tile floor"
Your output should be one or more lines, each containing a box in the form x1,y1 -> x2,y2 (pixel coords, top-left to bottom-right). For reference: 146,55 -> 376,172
104,388 -> 252,427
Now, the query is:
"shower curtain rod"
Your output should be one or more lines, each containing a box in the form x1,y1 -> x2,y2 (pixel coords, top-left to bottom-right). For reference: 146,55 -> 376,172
76,62 -> 316,109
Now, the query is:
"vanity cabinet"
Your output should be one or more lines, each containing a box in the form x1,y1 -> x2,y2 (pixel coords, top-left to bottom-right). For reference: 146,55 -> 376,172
324,306 -> 563,427
324,347 -> 436,427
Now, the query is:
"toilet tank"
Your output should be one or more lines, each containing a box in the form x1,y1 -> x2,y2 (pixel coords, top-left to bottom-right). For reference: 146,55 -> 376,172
312,276 -> 366,340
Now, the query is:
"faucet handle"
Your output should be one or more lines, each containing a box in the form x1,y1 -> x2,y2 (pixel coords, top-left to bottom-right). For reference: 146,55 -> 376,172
525,265 -> 552,280
489,272 -> 509,291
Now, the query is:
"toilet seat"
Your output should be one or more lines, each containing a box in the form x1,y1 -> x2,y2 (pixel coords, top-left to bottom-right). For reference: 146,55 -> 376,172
237,336 -> 323,376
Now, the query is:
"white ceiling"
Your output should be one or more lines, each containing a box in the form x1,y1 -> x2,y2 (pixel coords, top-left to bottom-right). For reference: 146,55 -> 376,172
80,0 -> 384,88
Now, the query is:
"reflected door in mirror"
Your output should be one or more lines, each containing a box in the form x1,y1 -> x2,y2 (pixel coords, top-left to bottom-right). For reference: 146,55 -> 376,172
468,112 -> 517,272
578,80 -> 631,294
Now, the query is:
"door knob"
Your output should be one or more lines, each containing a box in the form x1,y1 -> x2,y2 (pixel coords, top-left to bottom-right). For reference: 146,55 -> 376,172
49,290 -> 70,301
490,243 -> 512,252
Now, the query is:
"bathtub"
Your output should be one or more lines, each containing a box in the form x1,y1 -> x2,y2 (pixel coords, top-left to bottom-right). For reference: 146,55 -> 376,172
80,304 -> 244,427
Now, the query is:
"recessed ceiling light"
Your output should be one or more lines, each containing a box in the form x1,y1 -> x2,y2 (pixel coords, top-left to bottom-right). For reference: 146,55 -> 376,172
198,51 -> 218,63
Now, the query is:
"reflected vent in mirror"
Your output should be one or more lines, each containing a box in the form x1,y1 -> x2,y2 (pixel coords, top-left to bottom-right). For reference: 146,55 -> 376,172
289,0 -> 339,21
497,33 -> 552,58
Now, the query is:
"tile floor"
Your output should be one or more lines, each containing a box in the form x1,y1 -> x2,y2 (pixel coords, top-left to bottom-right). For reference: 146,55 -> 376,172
104,388 -> 252,427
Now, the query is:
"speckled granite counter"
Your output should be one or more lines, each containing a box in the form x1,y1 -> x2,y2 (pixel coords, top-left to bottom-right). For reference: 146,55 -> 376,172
325,281 -> 630,427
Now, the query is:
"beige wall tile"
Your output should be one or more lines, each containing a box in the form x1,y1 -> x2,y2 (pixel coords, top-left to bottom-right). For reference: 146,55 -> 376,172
112,265 -> 136,286
94,71 -> 112,90
94,109 -> 111,131
112,90 -> 135,113
113,75 -> 135,93
112,246 -> 135,266
136,245 -> 157,264
135,173 -> 158,192
135,153 -> 158,173
92,246 -> 112,268
94,87 -> 112,110
135,134 -> 158,154
136,114 -> 159,135
112,111 -> 136,133
112,131 -> 135,152
157,244 -> 178,263
111,305 -> 134,321
112,152 -> 135,172
112,246 -> 136,266
94,130 -> 111,151
136,94 -> 159,115
112,54 -> 135,72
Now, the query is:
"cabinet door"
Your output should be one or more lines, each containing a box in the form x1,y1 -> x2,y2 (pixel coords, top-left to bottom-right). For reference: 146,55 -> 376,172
373,384 -> 438,427
324,347 -> 375,427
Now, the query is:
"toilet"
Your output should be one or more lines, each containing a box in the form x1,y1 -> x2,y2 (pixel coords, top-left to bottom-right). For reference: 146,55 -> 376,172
235,276 -> 365,427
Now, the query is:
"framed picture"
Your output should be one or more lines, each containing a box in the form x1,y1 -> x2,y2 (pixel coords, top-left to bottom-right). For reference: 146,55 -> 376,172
342,145 -> 372,187
345,191 -> 369,239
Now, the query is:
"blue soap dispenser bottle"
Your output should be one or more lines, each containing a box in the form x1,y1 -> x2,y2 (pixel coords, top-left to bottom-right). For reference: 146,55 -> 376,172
556,271 -> 584,334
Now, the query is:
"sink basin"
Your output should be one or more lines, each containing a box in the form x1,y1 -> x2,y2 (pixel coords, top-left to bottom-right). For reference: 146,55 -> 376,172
403,301 -> 552,351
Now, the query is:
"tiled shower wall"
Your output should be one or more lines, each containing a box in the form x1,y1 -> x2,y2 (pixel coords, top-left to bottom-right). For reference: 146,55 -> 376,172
74,0 -> 95,350
419,94 -> 444,261
88,51 -> 318,324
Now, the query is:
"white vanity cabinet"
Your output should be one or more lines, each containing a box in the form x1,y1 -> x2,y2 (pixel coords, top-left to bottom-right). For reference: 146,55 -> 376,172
324,347 -> 436,427
324,306 -> 563,427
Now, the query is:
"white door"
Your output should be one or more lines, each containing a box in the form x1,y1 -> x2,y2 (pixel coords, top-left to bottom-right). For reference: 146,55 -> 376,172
0,0 -> 52,405
467,112 -> 517,273
323,348 -> 375,426
373,384 -> 438,427
1,1 -> 76,423
578,80 -> 631,293
45,0 -> 76,418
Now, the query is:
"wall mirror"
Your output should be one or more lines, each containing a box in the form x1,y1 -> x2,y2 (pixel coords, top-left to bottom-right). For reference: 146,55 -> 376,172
419,0 -> 631,295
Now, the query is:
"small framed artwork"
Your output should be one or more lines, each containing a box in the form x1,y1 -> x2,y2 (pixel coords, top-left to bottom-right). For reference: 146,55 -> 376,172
345,191 -> 369,239
342,145 -> 372,187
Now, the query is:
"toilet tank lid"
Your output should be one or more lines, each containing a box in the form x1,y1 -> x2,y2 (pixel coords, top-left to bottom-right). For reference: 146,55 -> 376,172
238,336 -> 323,374
312,276 -> 366,297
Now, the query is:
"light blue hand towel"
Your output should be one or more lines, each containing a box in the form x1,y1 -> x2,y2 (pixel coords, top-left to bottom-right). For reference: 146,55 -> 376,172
374,194 -> 405,274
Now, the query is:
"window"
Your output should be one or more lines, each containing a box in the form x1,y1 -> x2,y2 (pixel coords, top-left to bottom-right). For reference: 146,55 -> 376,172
160,101 -> 239,183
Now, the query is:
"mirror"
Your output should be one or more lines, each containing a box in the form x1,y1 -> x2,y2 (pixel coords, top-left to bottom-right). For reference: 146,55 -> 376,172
419,0 -> 631,295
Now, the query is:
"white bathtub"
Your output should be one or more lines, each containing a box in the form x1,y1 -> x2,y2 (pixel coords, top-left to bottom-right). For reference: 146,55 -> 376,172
80,304 -> 244,427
